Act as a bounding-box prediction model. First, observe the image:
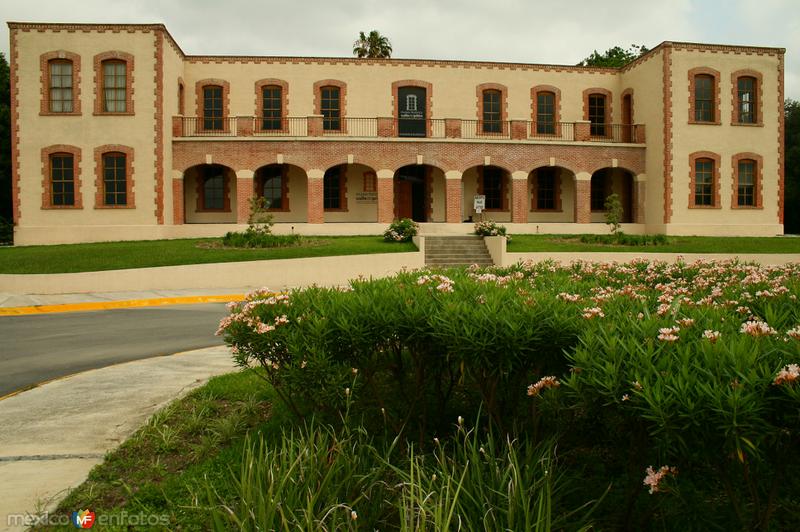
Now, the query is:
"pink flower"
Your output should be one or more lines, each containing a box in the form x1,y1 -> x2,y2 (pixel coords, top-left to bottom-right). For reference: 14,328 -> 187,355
677,318 -> 695,327
658,326 -> 680,342
774,364 -> 800,386
740,320 -> 777,337
702,330 -> 721,343
643,465 -> 678,494
527,376 -> 560,397
581,307 -> 605,319
786,327 -> 800,340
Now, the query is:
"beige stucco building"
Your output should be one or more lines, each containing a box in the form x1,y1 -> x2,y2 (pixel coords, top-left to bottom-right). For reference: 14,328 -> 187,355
8,22 -> 786,244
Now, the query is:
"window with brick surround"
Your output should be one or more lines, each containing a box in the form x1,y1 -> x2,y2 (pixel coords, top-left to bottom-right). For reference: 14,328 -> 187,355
482,167 -> 504,209
588,94 -> 606,136
536,168 -> 556,210
261,166 -> 284,210
736,159 -> 755,207
736,77 -> 756,124
203,174 -> 225,210
203,85 -> 224,130
102,60 -> 127,113
102,153 -> 127,206
694,75 -> 714,122
694,158 -> 715,206
48,60 -> 74,113
261,86 -> 283,131
324,167 -> 345,210
482,90 -> 502,133
591,170 -> 608,211
321,87 -> 341,131
536,92 -> 555,134
50,154 -> 75,206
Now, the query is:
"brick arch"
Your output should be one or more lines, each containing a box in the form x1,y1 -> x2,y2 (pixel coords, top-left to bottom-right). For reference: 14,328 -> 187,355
585,163 -> 641,176
525,159 -> 579,176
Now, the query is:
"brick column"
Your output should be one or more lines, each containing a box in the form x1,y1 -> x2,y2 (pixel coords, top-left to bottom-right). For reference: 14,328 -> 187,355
445,171 -> 463,223
634,124 -> 646,143
236,172 -> 255,223
308,115 -> 324,137
445,119 -> 462,138
575,120 -> 591,141
377,117 -> 395,137
172,178 -> 184,224
377,170 -> 395,223
511,171 -> 529,223
574,173 -> 592,223
633,176 -> 646,224
237,116 -> 254,137
307,170 -> 324,223
510,120 -> 528,141
172,116 -> 184,138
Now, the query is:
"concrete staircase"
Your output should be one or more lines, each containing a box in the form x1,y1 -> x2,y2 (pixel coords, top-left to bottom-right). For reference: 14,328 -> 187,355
424,235 -> 494,267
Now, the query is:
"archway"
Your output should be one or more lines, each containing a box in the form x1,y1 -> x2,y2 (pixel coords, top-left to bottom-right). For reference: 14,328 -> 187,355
393,164 -> 446,222
253,163 -> 308,222
461,165 -> 511,222
589,168 -> 635,223
182,163 -> 237,224
528,166 -> 576,223
322,163 -> 380,222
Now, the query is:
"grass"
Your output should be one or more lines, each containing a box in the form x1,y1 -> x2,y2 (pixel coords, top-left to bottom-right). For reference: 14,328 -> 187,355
0,236 -> 416,274
507,233 -> 800,253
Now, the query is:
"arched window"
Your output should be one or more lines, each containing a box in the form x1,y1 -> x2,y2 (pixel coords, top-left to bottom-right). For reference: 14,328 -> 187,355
535,168 -> 558,210
736,76 -> 757,124
694,158 -> 715,206
321,86 -> 341,131
480,166 -> 506,210
323,167 -> 344,209
102,60 -> 127,113
102,152 -> 127,206
203,85 -> 224,130
694,74 -> 715,122
261,85 -> 283,131
588,94 -> 607,136
591,170 -> 609,211
536,91 -> 555,134
48,60 -> 73,113
50,153 -> 75,206
736,159 -> 756,207
178,82 -> 185,115
203,173 -> 225,210
482,90 -> 502,133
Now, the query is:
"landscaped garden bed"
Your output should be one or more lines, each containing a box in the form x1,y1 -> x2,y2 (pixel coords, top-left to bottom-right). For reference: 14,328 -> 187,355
48,259 -> 800,530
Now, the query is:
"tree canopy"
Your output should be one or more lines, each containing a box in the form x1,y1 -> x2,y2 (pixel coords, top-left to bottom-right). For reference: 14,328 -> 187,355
579,44 -> 649,68
785,99 -> 800,234
353,30 -> 393,59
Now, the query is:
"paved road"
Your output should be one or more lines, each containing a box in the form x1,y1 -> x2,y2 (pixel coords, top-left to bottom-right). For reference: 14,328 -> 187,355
0,303 -> 229,397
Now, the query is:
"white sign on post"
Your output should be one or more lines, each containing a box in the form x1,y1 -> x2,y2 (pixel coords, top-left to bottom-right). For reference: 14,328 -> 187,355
474,195 -> 486,213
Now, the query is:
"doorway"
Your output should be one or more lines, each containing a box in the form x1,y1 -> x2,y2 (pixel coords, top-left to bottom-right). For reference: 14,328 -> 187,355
395,166 -> 427,221
398,87 -> 427,137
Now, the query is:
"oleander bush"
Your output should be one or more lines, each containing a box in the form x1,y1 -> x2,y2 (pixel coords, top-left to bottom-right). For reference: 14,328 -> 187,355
384,218 -> 419,242
474,219 -> 509,238
218,259 -> 800,530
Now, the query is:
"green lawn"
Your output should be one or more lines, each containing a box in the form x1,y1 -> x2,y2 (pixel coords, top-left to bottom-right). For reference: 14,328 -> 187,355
0,236 -> 416,274
507,234 -> 800,253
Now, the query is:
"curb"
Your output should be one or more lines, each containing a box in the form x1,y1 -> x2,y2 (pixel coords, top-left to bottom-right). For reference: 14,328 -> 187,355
0,294 -> 245,316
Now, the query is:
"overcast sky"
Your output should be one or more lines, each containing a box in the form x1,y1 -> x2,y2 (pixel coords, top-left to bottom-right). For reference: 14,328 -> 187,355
2,0 -> 798,100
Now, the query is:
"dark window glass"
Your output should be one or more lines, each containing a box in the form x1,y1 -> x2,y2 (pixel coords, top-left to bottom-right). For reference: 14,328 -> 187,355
262,86 -> 283,130
203,86 -> 223,130
537,169 -> 556,210
102,60 -> 127,113
589,94 -> 606,136
737,160 -> 755,206
324,167 -> 341,209
103,153 -> 127,206
536,92 -> 555,134
694,75 -> 714,122
49,61 -> 73,113
482,90 -> 501,133
321,87 -> 341,131
203,174 -> 224,209
483,167 -> 503,209
694,159 -> 714,206
737,77 -> 756,124
591,171 -> 607,211
261,166 -> 283,209
50,154 -> 74,206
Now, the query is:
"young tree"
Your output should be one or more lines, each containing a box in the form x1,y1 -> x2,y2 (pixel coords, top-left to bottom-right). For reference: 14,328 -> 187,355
785,99 -> 800,234
579,44 -> 649,67
604,193 -> 624,236
353,30 -> 393,59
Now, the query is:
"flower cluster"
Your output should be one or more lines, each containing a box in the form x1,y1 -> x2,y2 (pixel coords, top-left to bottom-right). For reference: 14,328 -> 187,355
527,376 -> 560,397
383,218 -> 419,242
658,326 -> 680,342
473,220 -> 509,237
643,465 -> 678,494
774,364 -> 800,386
702,329 -> 721,343
581,307 -> 605,319
786,326 -> 800,340
740,320 -> 777,337
417,274 -> 455,293
557,292 -> 581,302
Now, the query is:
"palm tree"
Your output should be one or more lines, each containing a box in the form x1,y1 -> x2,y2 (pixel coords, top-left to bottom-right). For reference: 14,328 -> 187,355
353,30 -> 393,59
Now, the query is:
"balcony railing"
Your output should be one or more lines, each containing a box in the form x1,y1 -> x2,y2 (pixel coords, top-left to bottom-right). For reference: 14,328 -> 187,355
173,116 -> 645,144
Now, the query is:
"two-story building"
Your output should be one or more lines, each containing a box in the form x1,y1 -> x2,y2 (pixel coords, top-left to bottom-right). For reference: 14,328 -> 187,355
8,22 -> 785,244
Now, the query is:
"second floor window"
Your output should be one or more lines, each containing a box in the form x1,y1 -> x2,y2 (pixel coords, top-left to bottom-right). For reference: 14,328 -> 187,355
482,90 -> 502,133
103,153 -> 127,206
262,86 -> 283,131
203,86 -> 223,130
737,159 -> 756,207
50,154 -> 75,206
49,60 -> 73,113
694,75 -> 714,122
536,169 -> 556,210
321,87 -> 341,131
102,60 -> 127,113
536,92 -> 555,135
694,158 -> 714,206
737,77 -> 756,124
588,94 -> 606,136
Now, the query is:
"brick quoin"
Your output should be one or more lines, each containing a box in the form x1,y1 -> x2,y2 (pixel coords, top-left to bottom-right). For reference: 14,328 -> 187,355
172,179 -> 184,224
511,179 -> 528,223
574,180 -> 591,223
236,177 -> 254,223
307,178 -> 324,223
377,178 -> 394,223
445,180 -> 462,223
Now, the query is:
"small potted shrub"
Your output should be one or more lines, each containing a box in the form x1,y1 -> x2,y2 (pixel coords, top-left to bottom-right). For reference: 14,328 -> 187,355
474,220 -> 509,239
383,218 -> 419,242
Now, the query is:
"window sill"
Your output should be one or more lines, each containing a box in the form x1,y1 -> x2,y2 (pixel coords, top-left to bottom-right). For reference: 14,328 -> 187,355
731,205 -> 763,210
266,208 -> 291,213
324,208 -> 349,213
93,112 -> 135,117
687,120 -> 722,126
533,208 -> 563,213
688,205 -> 722,209
41,205 -> 83,210
39,111 -> 82,117
197,208 -> 232,213
95,205 -> 136,209
730,122 -> 764,127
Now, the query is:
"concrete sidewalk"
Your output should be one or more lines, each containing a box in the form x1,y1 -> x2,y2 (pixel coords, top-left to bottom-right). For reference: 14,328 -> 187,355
0,346 -> 236,532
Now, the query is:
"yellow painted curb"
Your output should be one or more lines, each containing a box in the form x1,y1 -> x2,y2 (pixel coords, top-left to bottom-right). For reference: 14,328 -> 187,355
0,294 -> 246,316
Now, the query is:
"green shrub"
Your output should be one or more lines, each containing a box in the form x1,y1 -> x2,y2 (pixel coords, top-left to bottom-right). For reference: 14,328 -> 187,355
604,193 -> 623,235
0,217 -> 12,245
474,220 -> 509,238
578,233 -> 668,246
221,229 -> 301,248
383,218 -> 418,242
